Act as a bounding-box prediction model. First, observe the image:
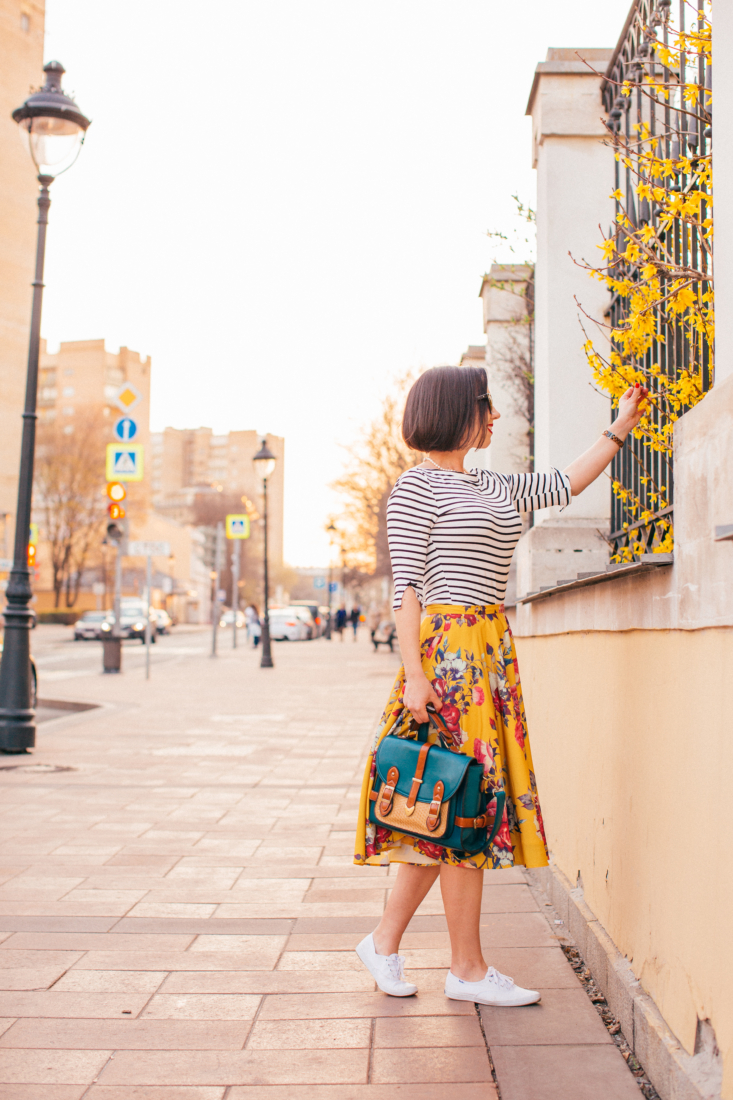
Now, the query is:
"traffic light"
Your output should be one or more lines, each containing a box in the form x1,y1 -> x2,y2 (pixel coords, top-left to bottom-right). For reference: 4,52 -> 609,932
107,482 -> 126,503
108,502 -> 126,520
104,515 -> 129,548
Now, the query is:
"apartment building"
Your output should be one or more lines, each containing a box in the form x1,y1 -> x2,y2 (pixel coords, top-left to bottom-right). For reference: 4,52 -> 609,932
151,428 -> 285,566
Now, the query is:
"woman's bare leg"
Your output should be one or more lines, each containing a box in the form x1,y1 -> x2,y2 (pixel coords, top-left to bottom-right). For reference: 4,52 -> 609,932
372,863 -> 439,955
439,864 -> 487,981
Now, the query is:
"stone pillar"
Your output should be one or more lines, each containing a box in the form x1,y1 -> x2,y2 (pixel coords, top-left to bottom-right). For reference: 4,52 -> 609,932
713,5 -> 733,385
515,48 -> 615,617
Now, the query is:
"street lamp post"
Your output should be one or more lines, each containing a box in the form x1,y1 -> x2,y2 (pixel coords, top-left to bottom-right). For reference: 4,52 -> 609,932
0,62 -> 90,753
253,439 -> 276,669
324,522 -> 336,640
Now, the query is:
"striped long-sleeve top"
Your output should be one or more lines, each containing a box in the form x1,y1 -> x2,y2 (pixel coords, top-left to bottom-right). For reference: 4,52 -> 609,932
387,466 -> 572,610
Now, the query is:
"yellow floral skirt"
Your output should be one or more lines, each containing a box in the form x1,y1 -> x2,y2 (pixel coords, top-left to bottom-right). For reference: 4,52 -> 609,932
354,604 -> 549,871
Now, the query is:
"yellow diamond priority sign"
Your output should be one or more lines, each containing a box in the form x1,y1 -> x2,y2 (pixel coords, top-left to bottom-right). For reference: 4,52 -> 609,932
106,443 -> 144,482
112,383 -> 142,413
226,514 -> 250,539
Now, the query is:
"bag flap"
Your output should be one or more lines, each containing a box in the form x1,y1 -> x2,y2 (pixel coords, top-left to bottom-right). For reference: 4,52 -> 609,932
375,734 -> 472,801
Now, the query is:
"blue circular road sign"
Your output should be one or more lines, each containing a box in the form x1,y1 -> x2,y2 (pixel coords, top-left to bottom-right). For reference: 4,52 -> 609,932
114,417 -> 138,442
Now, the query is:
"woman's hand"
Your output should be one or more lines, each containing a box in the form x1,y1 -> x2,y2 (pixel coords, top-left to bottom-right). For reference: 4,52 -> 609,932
403,672 -> 442,724
616,383 -> 649,433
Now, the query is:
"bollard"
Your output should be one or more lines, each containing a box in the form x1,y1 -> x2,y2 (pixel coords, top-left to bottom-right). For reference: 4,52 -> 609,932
103,637 -> 122,674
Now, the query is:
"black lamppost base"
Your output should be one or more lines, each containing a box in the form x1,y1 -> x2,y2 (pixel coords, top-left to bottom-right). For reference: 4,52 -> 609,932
260,653 -> 274,668
0,717 -> 35,754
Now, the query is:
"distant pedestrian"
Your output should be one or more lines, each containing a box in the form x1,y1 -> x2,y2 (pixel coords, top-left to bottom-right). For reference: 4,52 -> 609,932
335,605 -> 347,641
244,604 -> 261,648
367,604 -> 381,645
349,604 -> 361,641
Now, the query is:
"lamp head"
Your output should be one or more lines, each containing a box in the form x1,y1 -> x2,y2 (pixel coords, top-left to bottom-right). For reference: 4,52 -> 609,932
253,439 -> 276,481
12,60 -> 91,179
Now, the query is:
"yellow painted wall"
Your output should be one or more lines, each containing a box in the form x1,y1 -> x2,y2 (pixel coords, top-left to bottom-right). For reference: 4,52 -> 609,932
515,628 -> 733,1097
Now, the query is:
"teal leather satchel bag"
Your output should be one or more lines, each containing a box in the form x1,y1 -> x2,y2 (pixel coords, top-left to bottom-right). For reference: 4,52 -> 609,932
368,713 -> 506,857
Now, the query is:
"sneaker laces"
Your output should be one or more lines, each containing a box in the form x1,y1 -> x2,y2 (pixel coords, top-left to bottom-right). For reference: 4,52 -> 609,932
386,954 -> 407,981
486,966 -> 514,990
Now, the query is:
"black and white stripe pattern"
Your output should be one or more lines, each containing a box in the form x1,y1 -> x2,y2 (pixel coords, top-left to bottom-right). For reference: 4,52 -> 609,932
388,467 -> 572,610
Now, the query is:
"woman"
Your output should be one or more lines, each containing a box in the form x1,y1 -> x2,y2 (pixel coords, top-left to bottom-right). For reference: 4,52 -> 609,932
353,364 -> 647,1007
244,603 -> 261,648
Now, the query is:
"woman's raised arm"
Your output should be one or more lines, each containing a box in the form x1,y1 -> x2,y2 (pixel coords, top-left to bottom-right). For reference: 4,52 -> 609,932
564,384 -> 648,496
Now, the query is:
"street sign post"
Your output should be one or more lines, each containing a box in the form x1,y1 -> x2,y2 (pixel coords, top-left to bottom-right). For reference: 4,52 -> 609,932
106,444 -> 144,482
113,416 -> 138,442
225,514 -> 250,539
313,577 -> 325,589
211,522 -> 224,658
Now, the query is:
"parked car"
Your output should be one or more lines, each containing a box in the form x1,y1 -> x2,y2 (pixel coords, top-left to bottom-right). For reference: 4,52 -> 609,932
154,608 -> 172,635
73,610 -> 110,640
100,600 -> 157,643
219,609 -> 245,629
267,609 -> 310,641
287,606 -> 315,639
372,619 -> 397,652
290,601 -> 322,636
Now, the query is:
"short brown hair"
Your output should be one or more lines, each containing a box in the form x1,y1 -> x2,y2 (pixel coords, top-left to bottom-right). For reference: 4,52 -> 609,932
402,365 -> 489,452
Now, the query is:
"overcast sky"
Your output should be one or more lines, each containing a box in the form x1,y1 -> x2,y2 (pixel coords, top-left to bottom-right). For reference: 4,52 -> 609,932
41,0 -> 631,565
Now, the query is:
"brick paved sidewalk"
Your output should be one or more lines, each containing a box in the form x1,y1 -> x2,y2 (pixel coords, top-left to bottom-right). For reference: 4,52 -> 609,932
0,628 -> 641,1099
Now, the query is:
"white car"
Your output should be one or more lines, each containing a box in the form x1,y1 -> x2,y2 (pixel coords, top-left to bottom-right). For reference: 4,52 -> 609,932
73,610 -> 110,640
267,610 -> 310,641
154,608 -> 173,635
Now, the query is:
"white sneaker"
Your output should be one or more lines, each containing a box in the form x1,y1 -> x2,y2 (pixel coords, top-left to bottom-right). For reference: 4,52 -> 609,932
355,933 -> 417,996
445,966 -> 540,1006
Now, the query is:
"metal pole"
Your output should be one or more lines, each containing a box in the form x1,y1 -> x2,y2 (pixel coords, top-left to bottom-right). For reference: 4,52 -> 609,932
113,545 -> 122,638
260,477 -> 273,668
324,560 -> 333,639
232,537 -> 240,649
0,176 -> 53,752
144,554 -> 152,680
211,521 -> 223,657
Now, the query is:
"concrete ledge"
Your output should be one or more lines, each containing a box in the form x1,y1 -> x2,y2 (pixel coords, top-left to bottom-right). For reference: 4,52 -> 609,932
525,862 -> 722,1100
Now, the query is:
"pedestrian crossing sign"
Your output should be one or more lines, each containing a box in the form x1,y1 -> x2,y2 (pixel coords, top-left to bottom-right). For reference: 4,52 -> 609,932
106,443 -> 144,482
225,514 -> 250,539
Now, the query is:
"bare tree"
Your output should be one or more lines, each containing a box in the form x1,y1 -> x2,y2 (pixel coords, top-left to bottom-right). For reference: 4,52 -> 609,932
34,411 -> 109,607
331,372 -> 422,576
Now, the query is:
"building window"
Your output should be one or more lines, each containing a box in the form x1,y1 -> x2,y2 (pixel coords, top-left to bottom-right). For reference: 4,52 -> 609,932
62,406 -> 74,417
20,11 -> 29,32
62,386 -> 75,397
63,367 -> 74,376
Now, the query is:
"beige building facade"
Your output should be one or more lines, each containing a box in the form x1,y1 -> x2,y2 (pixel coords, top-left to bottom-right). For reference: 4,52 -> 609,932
510,27 -> 730,1100
0,0 -> 46,555
151,428 -> 285,567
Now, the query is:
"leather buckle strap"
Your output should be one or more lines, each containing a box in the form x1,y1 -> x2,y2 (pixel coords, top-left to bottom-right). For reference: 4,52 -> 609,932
425,780 -> 444,831
378,766 -> 399,816
405,742 -> 432,816
455,813 -> 488,830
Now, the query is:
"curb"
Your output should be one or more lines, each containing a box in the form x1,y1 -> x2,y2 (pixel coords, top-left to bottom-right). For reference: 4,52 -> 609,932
524,862 -> 722,1100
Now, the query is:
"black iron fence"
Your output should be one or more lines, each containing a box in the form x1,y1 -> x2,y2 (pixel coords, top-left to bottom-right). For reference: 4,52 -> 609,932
602,0 -> 711,558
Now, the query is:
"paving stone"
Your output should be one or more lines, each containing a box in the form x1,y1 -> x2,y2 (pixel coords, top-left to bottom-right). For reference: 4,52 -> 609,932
246,1017 -> 372,1048
226,1088 -> 495,1099
87,1089 -> 225,1099
97,1048 -> 370,1085
371,1047 -> 494,1083
490,1044 -> 642,1100
0,1048 -> 110,1083
479,988 -> 612,1046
